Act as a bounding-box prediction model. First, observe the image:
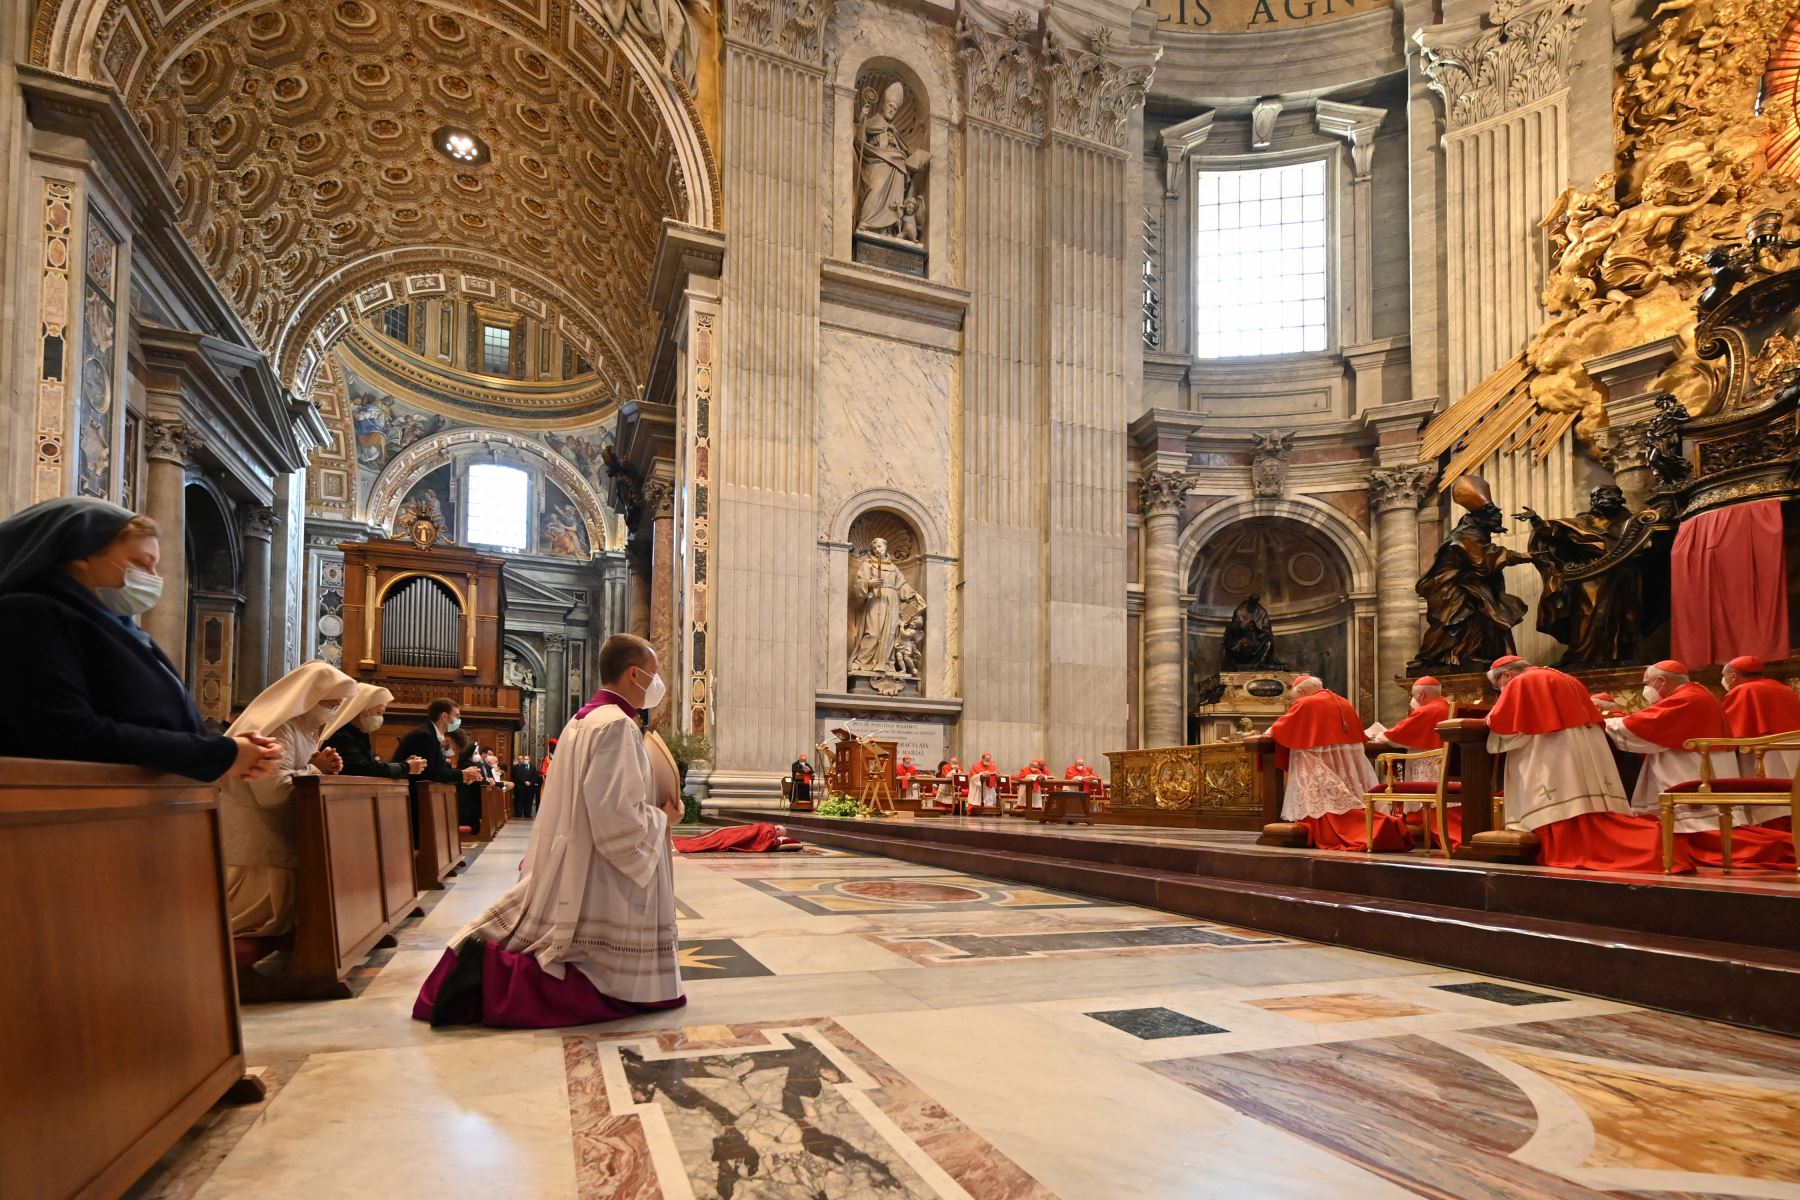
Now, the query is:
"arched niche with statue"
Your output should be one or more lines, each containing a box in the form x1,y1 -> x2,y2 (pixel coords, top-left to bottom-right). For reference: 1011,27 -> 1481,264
845,509 -> 927,695
850,63 -> 931,276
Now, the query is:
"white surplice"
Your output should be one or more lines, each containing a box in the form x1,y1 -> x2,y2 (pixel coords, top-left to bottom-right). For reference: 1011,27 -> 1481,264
453,703 -> 680,1003
1487,725 -> 1628,832
1604,717 -> 1740,834
1281,744 -> 1378,820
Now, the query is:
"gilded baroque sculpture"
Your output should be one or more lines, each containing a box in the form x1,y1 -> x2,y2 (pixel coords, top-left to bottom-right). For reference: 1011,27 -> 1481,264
855,80 -> 930,244
1409,475 -> 1535,673
1517,484 -> 1648,665
1418,0 -> 1800,481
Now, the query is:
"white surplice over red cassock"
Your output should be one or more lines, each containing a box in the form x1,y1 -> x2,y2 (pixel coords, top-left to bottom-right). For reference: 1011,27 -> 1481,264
1486,667 -> 1672,872
1605,681 -> 1737,834
1270,688 -> 1403,850
444,696 -> 681,1006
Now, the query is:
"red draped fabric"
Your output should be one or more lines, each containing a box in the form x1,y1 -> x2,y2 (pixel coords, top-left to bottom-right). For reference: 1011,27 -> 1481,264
1534,812 -> 1693,873
1671,500 -> 1789,668
1296,810 -> 1411,852
1682,826 -> 1798,870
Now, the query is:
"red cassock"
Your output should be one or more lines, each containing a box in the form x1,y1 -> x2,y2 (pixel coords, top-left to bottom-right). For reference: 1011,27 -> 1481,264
1722,677 -> 1800,832
1384,697 -> 1450,750
1270,691 -> 1406,852
1619,683 -> 1794,869
674,823 -> 800,853
1488,668 -> 1680,873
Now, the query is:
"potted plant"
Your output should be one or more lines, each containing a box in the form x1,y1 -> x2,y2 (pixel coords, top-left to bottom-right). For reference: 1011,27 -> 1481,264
660,729 -> 714,787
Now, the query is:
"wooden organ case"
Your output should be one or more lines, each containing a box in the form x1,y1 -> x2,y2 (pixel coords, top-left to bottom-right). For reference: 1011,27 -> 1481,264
338,520 -> 524,762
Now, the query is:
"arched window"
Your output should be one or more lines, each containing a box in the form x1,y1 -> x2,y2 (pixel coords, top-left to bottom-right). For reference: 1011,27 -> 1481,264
466,462 -> 530,551
380,576 -> 462,669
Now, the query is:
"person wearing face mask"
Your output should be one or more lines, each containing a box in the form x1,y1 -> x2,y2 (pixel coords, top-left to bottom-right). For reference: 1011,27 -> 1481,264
446,728 -> 484,829
1605,660 -> 1739,844
510,751 -> 542,818
1484,656 -> 1661,870
390,697 -> 483,787
0,497 -> 282,782
321,683 -> 425,779
414,633 -> 686,1028
219,661 -> 358,952
1374,678 -> 1452,778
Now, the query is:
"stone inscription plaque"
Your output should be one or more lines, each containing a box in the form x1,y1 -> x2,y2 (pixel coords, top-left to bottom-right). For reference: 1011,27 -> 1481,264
1150,0 -> 1392,33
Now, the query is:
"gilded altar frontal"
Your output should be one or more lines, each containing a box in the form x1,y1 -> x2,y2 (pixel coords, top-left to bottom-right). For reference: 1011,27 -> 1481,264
7,0 -> 1800,1194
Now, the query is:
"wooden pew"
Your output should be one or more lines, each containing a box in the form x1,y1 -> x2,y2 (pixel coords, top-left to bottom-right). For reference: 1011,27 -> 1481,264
411,779 -> 464,891
0,758 -> 263,1200
474,784 -> 507,840
239,776 -> 421,1001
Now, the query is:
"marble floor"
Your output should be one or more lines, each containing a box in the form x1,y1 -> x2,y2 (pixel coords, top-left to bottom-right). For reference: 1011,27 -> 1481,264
130,820 -> 1800,1200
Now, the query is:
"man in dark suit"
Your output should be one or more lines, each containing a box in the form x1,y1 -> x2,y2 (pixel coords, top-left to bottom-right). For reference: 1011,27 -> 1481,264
509,752 -> 542,818
791,754 -> 815,806
391,697 -> 480,785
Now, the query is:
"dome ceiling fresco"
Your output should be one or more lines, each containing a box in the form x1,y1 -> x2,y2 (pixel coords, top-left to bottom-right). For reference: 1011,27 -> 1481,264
29,0 -> 713,412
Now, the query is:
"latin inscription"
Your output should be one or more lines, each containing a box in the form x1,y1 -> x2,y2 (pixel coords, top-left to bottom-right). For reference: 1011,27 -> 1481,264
1148,0 -> 1392,32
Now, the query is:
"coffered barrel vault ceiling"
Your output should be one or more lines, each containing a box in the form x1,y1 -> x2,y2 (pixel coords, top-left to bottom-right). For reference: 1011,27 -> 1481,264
30,0 -> 717,415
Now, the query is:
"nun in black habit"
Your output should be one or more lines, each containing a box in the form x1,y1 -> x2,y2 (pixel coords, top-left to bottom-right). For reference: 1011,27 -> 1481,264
0,496 -> 281,781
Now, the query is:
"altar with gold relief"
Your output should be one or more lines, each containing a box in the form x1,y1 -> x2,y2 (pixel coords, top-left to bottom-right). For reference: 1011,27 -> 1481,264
1104,740 -> 1278,830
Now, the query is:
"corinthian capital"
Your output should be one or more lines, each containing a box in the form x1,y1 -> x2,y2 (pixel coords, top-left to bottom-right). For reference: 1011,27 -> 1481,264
958,7 -> 1044,136
1369,465 -> 1438,512
1138,469 -> 1190,517
728,0 -> 834,64
239,505 -> 277,540
145,418 -> 202,466
1416,0 -> 1590,132
1043,25 -> 1159,150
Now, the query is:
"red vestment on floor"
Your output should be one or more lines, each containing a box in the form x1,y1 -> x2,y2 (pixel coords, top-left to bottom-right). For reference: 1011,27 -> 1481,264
673,823 -> 800,853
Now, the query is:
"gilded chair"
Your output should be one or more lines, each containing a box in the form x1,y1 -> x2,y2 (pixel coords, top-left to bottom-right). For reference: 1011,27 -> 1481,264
1363,746 -> 1457,859
1657,731 -> 1800,873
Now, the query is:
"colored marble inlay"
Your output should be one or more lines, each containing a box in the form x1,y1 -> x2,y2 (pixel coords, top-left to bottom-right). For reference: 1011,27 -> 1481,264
677,938 -> 774,979
1152,1011 -> 1800,1198
740,873 -> 1112,915
566,1019 -> 1057,1200
1089,1007 -> 1228,1040
1433,981 -> 1564,1006
1247,992 -> 1435,1024
870,921 -> 1287,966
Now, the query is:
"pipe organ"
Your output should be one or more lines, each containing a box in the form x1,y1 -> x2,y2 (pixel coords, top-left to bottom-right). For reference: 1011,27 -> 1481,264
339,525 -> 520,759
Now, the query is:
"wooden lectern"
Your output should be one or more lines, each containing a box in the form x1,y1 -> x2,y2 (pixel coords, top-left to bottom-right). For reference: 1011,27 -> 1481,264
826,728 -> 897,813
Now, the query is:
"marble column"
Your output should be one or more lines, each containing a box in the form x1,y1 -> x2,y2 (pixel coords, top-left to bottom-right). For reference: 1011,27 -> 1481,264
1138,469 -> 1189,748
142,417 -> 199,674
1600,422 -> 1654,509
544,633 -> 568,731
1370,466 -> 1437,720
1040,19 -> 1158,770
957,8 -> 1050,768
235,505 -> 275,702
711,0 -> 831,799
1418,0 -> 1590,662
646,480 -> 676,719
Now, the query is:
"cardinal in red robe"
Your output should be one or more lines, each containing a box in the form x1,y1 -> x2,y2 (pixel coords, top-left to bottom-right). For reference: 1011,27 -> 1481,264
1485,656 -> 1673,871
1064,757 -> 1097,780
1601,660 -> 1792,867
1722,657 -> 1800,809
1375,676 -> 1457,845
1270,676 -> 1400,851
895,754 -> 920,798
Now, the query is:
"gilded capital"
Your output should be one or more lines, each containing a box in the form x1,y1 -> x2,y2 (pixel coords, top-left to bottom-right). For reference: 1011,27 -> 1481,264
958,9 -> 1044,136
1138,469 -> 1190,517
1369,465 -> 1437,512
1043,27 -> 1158,150
1417,0 -> 1590,132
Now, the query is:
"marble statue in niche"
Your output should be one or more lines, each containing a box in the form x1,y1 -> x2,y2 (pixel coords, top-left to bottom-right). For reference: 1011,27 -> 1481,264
846,512 -> 927,696
852,73 -> 930,276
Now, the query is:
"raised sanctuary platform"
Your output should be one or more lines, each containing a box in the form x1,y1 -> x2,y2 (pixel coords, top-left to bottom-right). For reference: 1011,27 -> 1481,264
709,808 -> 1800,1035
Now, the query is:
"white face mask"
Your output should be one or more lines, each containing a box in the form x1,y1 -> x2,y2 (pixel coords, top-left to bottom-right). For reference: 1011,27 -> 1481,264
639,668 -> 667,710
445,717 -> 461,732
1641,684 -> 1662,705
1409,697 -> 1422,711
94,565 -> 163,617
355,713 -> 384,733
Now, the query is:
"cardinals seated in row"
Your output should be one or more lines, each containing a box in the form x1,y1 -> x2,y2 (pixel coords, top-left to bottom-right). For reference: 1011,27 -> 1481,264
1604,658 -> 1796,870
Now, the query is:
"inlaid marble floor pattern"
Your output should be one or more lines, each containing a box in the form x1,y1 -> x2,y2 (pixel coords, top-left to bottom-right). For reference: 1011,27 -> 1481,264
131,821 -> 1800,1200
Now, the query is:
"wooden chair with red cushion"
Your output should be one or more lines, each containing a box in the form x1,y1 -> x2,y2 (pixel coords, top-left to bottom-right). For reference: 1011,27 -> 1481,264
1363,746 -> 1457,859
1657,731 -> 1800,873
